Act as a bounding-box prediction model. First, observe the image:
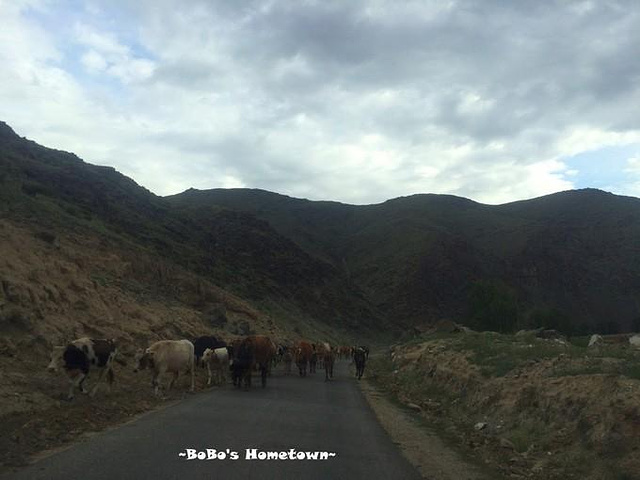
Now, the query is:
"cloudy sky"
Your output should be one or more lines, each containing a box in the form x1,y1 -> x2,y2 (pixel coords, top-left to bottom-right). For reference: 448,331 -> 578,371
2,0 -> 640,204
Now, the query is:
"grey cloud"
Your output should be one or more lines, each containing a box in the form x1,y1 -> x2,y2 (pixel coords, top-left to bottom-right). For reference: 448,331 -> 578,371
8,0 -> 640,204
134,0 -> 640,138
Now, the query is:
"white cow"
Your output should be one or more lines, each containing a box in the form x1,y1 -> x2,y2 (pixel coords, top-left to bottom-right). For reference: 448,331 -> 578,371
47,337 -> 117,400
134,340 -> 195,395
202,347 -> 229,386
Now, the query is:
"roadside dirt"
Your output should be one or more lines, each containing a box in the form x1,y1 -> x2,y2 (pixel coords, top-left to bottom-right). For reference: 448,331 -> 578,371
377,336 -> 640,480
360,374 -> 497,480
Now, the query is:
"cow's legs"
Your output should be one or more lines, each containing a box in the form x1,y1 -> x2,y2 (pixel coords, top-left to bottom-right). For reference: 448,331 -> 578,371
67,379 -> 75,400
168,371 -> 179,390
152,370 -> 162,396
261,364 -> 267,388
79,373 -> 89,394
67,372 -> 86,400
89,367 -> 108,397
106,368 -> 114,392
189,357 -> 195,392
206,363 -> 212,386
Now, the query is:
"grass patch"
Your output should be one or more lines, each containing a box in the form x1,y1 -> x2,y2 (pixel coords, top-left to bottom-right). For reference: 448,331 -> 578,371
445,332 -> 579,377
621,364 -> 640,380
504,419 -> 550,453
569,336 -> 592,348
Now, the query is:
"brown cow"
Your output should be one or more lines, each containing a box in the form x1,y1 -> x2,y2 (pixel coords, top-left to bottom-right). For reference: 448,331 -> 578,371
340,345 -> 351,360
295,341 -> 313,377
242,335 -> 277,388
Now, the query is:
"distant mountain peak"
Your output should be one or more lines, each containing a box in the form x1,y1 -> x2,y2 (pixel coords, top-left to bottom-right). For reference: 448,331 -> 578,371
0,121 -> 20,140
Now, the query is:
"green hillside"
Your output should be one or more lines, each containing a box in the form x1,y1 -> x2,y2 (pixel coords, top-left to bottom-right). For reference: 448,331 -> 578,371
168,188 -> 640,334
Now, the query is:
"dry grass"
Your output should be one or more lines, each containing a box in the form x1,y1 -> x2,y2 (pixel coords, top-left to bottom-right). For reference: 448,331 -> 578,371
370,333 -> 640,480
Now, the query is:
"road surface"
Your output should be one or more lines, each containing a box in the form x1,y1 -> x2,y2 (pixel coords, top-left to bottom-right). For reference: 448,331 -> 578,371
2,360 -> 422,480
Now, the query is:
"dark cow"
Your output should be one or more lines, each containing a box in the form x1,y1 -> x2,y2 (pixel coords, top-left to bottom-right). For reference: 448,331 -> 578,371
282,349 -> 293,375
193,336 -> 226,367
47,337 -> 117,400
246,335 -> 277,388
295,341 -> 313,377
359,345 -> 370,359
230,335 -> 276,388
272,344 -> 285,368
230,338 -> 254,389
309,351 -> 318,374
354,347 -> 367,380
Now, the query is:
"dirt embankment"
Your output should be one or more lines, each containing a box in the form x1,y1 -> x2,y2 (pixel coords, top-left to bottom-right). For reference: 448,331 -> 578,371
360,376 -> 498,480
369,333 -> 640,480
0,219 -> 298,471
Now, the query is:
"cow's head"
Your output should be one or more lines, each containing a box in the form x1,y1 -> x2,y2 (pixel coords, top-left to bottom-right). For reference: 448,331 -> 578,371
202,348 -> 213,364
47,346 -> 66,373
133,349 -> 154,372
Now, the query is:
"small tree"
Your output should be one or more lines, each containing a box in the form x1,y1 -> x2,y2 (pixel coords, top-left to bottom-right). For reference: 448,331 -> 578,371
528,307 -> 575,337
467,280 -> 519,333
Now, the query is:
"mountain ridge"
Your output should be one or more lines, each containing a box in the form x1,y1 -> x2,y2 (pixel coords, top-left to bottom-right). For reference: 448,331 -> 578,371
2,121 -> 639,336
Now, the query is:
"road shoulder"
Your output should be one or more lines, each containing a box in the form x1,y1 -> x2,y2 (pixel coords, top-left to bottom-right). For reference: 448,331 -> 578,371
359,378 -> 494,480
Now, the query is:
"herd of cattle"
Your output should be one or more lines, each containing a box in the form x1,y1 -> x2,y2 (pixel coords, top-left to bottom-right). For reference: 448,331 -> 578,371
46,335 -> 370,400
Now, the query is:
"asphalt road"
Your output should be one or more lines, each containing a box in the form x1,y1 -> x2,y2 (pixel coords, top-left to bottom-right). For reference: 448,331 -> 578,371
2,360 -> 422,480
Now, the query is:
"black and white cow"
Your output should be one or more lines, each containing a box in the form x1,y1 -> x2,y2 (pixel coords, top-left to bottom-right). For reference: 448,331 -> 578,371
47,337 -> 117,400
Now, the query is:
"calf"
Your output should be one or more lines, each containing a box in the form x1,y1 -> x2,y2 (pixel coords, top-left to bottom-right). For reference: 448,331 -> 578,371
47,338 -> 117,400
202,347 -> 229,386
134,340 -> 195,395
193,336 -> 226,367
354,347 -> 367,380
